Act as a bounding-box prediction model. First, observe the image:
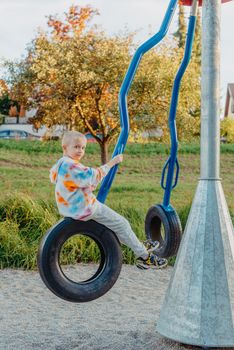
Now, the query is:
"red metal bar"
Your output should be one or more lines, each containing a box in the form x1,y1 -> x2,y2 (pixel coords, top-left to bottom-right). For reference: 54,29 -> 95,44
180,0 -> 232,6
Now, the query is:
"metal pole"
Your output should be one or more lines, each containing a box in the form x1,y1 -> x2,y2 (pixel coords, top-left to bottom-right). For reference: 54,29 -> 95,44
200,0 -> 221,180
156,0 -> 234,347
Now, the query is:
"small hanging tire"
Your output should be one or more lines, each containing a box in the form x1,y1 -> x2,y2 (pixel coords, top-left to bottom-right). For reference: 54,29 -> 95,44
145,204 -> 182,258
37,218 -> 122,303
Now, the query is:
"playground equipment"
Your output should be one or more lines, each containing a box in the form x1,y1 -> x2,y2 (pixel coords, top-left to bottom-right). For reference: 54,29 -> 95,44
156,0 -> 234,348
144,0 -> 198,258
38,0 -> 185,303
38,0 -> 233,314
181,0 -> 231,4
38,0 -> 187,303
38,219 -> 122,302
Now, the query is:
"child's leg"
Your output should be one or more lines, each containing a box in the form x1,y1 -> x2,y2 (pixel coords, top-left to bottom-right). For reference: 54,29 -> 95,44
89,203 -> 149,259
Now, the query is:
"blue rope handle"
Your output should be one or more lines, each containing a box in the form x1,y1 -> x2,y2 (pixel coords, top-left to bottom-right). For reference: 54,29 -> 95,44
97,0 -> 178,203
161,157 -> 180,190
162,4 -> 197,208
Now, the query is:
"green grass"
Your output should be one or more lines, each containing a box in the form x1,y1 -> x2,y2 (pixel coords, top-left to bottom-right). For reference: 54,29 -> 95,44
1,139 -> 234,155
0,140 -> 233,269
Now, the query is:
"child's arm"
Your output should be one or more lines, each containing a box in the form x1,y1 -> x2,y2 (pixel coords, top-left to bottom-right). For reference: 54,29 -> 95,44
90,155 -> 123,190
68,155 -> 123,188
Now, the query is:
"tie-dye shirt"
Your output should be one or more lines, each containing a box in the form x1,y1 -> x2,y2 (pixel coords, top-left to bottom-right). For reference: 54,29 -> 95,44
50,156 -> 110,220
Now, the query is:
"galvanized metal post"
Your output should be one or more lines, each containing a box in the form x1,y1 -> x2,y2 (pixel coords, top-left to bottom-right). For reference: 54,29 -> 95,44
200,0 -> 221,180
156,0 -> 234,347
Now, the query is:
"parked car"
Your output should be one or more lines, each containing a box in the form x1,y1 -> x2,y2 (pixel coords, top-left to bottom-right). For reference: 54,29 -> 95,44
0,129 -> 41,140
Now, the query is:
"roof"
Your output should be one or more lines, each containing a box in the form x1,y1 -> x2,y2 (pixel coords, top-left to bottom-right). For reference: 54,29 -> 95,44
224,83 -> 234,117
228,83 -> 234,99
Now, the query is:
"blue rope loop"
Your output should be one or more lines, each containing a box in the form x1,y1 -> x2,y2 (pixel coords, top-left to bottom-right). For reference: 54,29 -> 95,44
161,157 -> 171,190
161,157 -> 180,190
172,158 -> 180,189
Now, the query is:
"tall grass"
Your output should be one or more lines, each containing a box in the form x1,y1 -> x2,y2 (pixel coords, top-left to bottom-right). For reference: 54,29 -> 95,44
0,194 -> 149,268
0,193 -> 193,269
0,193 -> 233,269
0,194 -> 58,269
0,220 -> 40,269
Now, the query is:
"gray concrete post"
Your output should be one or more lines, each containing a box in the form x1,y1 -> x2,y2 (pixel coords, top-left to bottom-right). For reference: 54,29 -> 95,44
156,0 -> 234,347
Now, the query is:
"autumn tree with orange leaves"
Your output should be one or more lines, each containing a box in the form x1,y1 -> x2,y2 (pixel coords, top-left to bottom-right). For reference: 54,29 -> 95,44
9,6 -> 132,162
6,5 -> 201,163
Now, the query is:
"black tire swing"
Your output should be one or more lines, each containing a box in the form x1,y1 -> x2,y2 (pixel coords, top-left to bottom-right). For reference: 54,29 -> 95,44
145,0 -> 198,258
144,157 -> 182,259
145,204 -> 182,259
38,218 -> 122,302
38,0 -> 186,303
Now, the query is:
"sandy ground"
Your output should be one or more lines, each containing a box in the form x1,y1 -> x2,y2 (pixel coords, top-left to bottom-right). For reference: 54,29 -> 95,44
1,265 -> 233,350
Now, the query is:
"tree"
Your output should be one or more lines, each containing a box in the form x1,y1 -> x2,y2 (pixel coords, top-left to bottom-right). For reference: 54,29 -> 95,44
174,4 -> 201,64
0,94 -> 11,116
193,9 -> 202,66
7,6 -> 131,162
5,5 -> 201,163
174,5 -> 187,49
173,4 -> 202,137
0,79 -> 20,117
0,79 -> 8,97
221,117 -> 234,143
0,80 -> 10,116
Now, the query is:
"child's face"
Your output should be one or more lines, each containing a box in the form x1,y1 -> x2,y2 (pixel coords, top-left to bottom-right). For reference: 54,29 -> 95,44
63,137 -> 87,161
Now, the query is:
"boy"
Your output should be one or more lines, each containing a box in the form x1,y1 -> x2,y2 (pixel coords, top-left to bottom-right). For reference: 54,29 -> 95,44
50,130 -> 167,269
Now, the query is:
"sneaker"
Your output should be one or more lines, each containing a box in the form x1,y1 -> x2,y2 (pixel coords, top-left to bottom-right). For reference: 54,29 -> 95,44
143,239 -> 160,253
136,253 -> 168,270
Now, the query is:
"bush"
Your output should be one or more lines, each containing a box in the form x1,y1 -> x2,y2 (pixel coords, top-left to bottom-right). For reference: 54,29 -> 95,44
0,194 -> 58,242
221,117 -> 234,143
0,220 -> 37,269
0,194 -> 58,269
178,204 -> 192,230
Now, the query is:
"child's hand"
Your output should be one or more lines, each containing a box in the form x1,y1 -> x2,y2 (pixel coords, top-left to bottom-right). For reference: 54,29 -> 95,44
107,154 -> 123,168
113,154 -> 123,165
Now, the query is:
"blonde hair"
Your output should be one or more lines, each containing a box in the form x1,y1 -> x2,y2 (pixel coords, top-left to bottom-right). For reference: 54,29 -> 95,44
62,131 -> 86,147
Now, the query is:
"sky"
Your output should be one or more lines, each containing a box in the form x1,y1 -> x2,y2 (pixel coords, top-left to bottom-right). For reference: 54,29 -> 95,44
0,0 -> 234,113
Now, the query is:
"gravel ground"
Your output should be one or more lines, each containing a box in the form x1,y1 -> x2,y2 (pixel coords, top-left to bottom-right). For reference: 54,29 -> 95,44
0,265 -> 233,350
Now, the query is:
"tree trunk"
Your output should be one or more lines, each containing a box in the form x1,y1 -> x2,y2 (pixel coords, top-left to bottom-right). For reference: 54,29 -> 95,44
100,141 -> 109,164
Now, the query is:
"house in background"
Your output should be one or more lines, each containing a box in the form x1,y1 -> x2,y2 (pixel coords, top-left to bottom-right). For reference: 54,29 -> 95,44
0,80 -> 62,138
224,83 -> 234,119
3,107 -> 37,125
0,107 -> 48,137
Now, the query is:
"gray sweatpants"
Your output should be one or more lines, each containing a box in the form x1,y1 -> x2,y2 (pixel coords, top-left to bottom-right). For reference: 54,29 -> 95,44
83,202 -> 148,259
